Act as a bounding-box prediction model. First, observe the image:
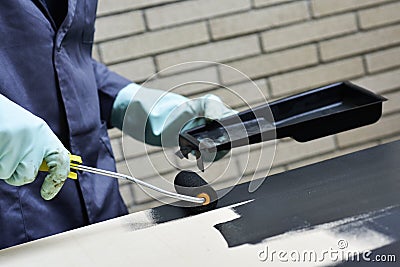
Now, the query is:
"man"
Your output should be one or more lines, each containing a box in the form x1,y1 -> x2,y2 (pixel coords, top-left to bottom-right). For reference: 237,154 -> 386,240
0,0 -> 234,249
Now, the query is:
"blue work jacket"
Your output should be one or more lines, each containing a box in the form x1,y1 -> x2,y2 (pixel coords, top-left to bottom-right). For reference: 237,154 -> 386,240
0,0 -> 130,249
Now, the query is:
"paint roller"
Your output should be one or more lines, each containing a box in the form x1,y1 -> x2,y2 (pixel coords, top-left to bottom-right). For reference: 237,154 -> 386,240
174,170 -> 218,214
40,155 -> 218,214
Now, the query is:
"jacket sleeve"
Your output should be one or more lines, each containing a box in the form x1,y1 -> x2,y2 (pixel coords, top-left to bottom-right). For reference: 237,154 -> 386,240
92,60 -> 131,127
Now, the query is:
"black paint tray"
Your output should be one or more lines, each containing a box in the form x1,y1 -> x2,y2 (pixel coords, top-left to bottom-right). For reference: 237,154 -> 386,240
178,81 -> 386,164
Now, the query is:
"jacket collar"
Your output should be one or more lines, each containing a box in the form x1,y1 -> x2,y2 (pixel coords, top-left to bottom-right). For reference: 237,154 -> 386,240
31,0 -> 77,33
32,0 -> 57,30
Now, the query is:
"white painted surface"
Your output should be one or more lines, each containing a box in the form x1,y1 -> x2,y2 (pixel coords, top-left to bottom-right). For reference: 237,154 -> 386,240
0,201 -> 394,267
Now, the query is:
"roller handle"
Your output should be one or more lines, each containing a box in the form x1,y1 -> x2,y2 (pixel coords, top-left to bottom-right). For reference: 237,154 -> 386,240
39,154 -> 83,179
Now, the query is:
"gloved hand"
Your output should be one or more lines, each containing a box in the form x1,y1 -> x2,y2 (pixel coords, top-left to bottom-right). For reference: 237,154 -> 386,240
0,95 -> 70,200
111,83 -> 236,160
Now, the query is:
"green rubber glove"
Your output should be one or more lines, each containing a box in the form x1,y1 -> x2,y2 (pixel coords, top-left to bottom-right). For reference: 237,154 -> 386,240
111,83 -> 236,160
0,95 -> 70,200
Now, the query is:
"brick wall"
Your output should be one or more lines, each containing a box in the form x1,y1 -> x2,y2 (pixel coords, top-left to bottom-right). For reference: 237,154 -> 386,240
95,0 -> 400,212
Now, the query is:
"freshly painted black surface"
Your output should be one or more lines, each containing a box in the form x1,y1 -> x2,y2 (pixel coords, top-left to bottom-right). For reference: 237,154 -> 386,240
122,141 -> 400,267
151,140 -> 400,220
144,140 -> 400,261
213,140 -> 400,247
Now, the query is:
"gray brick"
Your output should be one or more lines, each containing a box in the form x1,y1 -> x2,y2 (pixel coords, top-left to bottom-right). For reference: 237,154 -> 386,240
335,141 -> 381,157
120,173 -> 173,210
286,150 -> 337,171
210,1 -> 309,39
273,136 -> 336,165
261,13 -> 357,52
116,160 -> 130,176
108,57 -> 156,82
130,172 -> 176,204
157,62 -> 219,76
265,166 -> 286,176
122,135 -> 162,159
254,0 -> 294,8
156,35 -> 261,73
176,143 -> 275,193
270,57 -> 364,96
128,201 -> 164,212
220,45 -> 318,84
236,142 -> 277,175
174,156 -> 197,170
124,151 -> 176,178
383,90 -> 400,114
118,183 -> 135,206
145,67 -> 219,96
241,167 -> 285,186
366,46 -> 400,73
380,134 -> 400,144
320,24 -> 400,61
92,45 -> 101,61
146,0 -> 251,30
94,11 -> 145,42
287,141 -> 379,170
352,68 -> 400,94
192,79 -> 269,108
108,128 -> 122,139
196,157 -> 244,186
337,113 -> 400,147
359,2 -> 400,29
206,144 -> 276,188
216,79 -> 269,108
110,138 -> 123,161
100,22 -> 209,64
97,0 -> 177,16
311,0 -> 392,17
